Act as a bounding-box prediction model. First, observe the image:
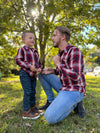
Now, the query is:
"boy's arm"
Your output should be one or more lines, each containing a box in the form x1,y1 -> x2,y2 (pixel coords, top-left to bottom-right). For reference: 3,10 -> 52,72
41,68 -> 58,75
16,48 -> 31,69
35,51 -> 59,75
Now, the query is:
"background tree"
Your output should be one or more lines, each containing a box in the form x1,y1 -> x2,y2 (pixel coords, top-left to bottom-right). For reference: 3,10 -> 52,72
89,46 -> 100,66
0,0 -> 100,74
84,46 -> 98,71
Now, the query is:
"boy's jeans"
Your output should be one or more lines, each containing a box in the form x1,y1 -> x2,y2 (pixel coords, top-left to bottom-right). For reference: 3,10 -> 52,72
20,70 -> 36,111
38,74 -> 84,124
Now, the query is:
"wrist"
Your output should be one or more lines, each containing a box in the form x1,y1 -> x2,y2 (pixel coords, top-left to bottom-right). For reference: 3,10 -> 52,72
56,62 -> 61,66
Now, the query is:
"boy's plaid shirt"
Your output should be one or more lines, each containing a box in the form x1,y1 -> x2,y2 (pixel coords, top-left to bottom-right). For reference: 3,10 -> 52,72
16,45 -> 42,77
55,44 -> 86,96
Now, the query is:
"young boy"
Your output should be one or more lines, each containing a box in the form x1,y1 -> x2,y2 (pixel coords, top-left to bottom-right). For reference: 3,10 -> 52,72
16,31 -> 43,119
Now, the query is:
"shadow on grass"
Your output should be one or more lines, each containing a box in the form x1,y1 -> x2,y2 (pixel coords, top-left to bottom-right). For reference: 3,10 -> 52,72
0,76 -> 100,133
2,101 -> 23,118
0,82 -> 23,102
86,76 -> 100,88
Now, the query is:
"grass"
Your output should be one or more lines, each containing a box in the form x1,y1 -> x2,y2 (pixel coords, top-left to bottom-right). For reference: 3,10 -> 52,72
0,75 -> 100,133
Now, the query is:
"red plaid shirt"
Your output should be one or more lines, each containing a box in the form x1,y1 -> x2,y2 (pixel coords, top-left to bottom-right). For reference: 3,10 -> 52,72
16,45 -> 42,77
55,44 -> 86,96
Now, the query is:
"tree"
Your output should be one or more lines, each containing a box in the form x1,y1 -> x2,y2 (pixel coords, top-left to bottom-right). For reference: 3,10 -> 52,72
84,46 -> 100,71
0,0 -> 100,69
0,45 -> 18,76
90,46 -> 100,66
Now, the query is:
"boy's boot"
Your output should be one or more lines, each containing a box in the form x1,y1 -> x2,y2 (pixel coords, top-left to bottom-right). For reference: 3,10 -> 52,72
22,108 -> 40,119
31,105 -> 43,115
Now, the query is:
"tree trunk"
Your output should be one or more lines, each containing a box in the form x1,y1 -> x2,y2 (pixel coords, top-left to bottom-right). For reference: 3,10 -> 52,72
40,43 -> 46,68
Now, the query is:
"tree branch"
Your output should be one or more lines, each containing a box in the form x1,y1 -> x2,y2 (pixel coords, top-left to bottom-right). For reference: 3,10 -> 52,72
22,4 -> 31,29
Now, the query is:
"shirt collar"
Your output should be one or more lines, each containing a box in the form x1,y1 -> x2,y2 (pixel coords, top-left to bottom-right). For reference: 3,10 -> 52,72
59,43 -> 71,56
24,45 -> 36,52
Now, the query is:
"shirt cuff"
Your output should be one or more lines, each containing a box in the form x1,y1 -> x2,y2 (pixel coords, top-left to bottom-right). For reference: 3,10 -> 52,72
27,64 -> 31,69
54,69 -> 58,75
57,64 -> 66,71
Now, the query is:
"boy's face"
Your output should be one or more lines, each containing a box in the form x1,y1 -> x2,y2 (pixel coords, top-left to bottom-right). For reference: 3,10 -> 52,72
22,33 -> 35,47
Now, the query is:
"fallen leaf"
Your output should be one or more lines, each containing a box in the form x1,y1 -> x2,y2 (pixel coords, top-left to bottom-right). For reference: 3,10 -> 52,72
74,120 -> 78,125
25,123 -> 31,127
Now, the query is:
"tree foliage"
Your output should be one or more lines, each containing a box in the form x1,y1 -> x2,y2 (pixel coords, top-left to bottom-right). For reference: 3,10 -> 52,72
84,46 -> 100,71
0,45 -> 18,75
0,0 -> 100,73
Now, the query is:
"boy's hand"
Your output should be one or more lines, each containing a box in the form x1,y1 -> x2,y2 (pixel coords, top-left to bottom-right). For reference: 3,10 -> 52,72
30,65 -> 36,72
41,68 -> 53,74
36,68 -> 42,74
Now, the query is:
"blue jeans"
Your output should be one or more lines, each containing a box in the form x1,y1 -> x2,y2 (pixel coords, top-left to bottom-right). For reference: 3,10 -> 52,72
38,74 -> 84,124
38,74 -> 62,102
20,70 -> 36,111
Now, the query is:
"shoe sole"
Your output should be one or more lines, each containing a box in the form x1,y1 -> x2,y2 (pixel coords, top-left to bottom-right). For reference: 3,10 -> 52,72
22,115 -> 40,120
40,112 -> 43,115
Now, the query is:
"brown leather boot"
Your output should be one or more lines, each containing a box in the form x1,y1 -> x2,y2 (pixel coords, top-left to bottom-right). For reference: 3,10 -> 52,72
31,105 -> 43,115
22,108 -> 40,119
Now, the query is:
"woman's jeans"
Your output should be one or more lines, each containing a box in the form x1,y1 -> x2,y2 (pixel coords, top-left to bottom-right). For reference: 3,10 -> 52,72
20,70 -> 36,111
38,74 -> 84,124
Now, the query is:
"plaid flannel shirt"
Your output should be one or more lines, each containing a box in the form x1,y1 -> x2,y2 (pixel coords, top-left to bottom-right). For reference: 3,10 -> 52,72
16,45 -> 42,77
55,44 -> 86,96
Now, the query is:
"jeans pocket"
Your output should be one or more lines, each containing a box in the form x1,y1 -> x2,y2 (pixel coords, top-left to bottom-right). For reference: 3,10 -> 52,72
20,70 -> 27,77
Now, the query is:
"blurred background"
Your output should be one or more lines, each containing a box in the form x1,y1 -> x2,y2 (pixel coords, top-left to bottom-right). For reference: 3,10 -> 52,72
0,0 -> 100,78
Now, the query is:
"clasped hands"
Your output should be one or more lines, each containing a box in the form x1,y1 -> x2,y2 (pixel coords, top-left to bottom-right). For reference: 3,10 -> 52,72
30,55 -> 61,75
30,65 -> 42,74
42,55 -> 61,75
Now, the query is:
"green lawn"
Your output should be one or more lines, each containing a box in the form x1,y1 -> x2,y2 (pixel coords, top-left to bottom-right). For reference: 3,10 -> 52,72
0,75 -> 100,133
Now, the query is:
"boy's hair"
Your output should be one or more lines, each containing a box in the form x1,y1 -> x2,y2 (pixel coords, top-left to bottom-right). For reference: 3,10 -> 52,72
22,31 -> 33,39
55,26 -> 71,42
